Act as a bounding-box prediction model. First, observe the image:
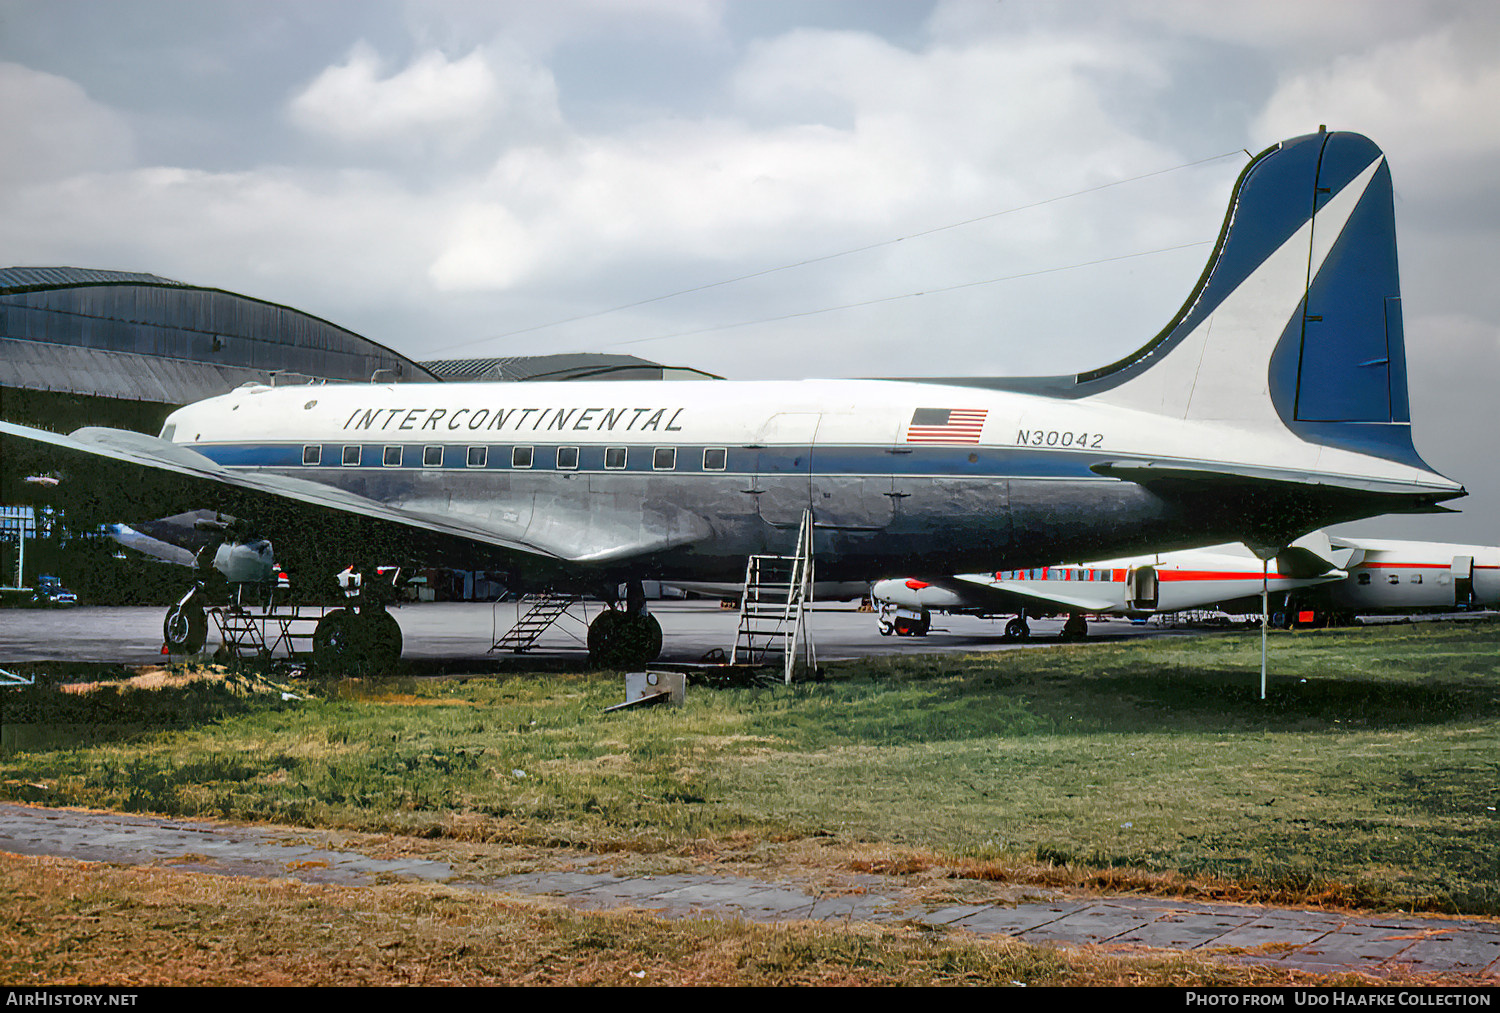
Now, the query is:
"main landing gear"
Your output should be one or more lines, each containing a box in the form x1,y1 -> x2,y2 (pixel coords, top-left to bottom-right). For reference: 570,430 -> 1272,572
876,604 -> 930,636
312,606 -> 403,676
1003,614 -> 1030,640
587,580 -> 663,668
160,549 -> 405,675
1060,614 -> 1089,640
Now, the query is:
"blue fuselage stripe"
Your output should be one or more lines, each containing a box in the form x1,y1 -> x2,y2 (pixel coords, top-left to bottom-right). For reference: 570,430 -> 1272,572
193,442 -> 1104,480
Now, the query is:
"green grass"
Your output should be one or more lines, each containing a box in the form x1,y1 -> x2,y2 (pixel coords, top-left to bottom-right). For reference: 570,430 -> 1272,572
3,620 -> 1498,913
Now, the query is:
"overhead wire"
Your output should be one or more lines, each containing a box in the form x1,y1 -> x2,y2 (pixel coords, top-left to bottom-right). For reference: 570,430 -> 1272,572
426,148 -> 1246,358
606,240 -> 1214,348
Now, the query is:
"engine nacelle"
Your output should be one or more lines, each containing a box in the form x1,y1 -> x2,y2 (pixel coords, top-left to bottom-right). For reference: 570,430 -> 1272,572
213,539 -> 276,584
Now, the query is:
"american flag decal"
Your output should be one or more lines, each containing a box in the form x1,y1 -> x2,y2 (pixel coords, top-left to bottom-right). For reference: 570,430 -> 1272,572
905,407 -> 987,444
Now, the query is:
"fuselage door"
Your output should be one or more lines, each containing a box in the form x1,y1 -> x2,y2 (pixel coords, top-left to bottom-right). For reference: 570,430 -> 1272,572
1451,555 -> 1475,605
808,410 -> 899,531
747,412 -> 821,530
1128,566 -> 1159,611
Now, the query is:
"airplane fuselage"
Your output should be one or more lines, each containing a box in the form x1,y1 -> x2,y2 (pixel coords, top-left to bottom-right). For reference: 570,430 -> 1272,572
1311,539 -> 1500,614
161,376 -> 1453,586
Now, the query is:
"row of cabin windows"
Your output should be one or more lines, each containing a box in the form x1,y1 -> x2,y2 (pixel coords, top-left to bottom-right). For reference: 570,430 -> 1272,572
1355,571 -> 1426,585
303,444 -> 730,472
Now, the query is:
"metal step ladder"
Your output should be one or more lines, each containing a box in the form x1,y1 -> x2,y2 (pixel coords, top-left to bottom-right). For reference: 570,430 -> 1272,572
730,510 -> 815,684
206,590 -> 324,663
491,593 -> 585,653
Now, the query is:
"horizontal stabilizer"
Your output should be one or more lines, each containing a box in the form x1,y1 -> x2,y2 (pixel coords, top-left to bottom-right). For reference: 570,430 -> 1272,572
1090,459 -> 1464,500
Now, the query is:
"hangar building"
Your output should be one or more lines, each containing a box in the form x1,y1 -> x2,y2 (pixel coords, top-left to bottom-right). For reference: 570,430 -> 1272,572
0,266 -> 436,435
0,265 -> 710,601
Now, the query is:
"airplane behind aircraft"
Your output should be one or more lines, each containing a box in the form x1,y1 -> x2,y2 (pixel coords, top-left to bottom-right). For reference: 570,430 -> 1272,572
1283,536 -> 1499,626
0,129 -> 1469,670
870,540 -> 1345,638
873,534 -> 1499,637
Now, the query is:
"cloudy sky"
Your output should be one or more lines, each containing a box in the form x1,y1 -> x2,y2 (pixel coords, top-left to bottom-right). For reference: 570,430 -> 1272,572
1,0 -> 1495,544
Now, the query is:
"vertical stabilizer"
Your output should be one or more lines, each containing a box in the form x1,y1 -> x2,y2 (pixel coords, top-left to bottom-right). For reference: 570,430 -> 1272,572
1080,130 -> 1429,470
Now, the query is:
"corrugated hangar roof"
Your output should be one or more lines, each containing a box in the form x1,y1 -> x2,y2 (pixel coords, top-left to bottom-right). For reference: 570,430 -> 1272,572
1,266 -> 435,408
0,266 -> 192,293
421,353 -> 720,382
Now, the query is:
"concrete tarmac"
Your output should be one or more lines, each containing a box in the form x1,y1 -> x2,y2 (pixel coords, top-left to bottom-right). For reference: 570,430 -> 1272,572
0,599 -> 1208,668
2,802 -> 1496,980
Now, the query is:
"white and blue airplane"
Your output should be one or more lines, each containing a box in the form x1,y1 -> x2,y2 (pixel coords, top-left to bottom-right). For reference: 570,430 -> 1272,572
0,130 -> 1468,668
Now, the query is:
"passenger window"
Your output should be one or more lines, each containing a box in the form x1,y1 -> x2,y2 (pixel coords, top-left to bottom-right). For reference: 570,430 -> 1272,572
512,446 -> 534,468
1388,574 -> 1400,585
383,445 -> 403,467
302,445 -> 321,466
557,446 -> 579,470
1357,572 -> 1371,585
653,447 -> 677,470
1411,573 -> 1422,584
604,446 -> 627,470
342,445 -> 361,466
423,445 -> 443,467
466,446 -> 487,468
703,447 -> 727,471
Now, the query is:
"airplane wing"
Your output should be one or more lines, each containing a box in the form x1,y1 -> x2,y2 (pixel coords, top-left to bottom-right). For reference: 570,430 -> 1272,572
945,574 -> 1119,614
0,421 -> 709,566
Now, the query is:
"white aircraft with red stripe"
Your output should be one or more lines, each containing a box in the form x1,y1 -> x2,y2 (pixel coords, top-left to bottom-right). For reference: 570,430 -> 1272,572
872,537 -> 1345,639
1282,536 -> 1499,626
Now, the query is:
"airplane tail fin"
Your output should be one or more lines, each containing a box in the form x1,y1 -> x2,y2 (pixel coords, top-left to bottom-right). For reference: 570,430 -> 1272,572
1078,129 -> 1431,470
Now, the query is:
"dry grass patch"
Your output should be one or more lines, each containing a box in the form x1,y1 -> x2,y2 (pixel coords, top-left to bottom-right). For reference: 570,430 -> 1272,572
7,852 -> 1477,988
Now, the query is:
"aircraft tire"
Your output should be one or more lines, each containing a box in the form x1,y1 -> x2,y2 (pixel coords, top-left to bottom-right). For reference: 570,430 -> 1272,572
588,611 -> 662,668
894,612 -> 930,637
1061,615 -> 1088,640
312,609 -> 353,675
587,609 -> 624,664
1003,618 -> 1029,640
163,602 -> 207,654
362,608 -> 403,674
314,608 -> 402,676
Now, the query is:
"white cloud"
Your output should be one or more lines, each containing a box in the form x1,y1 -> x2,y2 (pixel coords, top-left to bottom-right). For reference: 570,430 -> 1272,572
428,201 -> 534,290
0,63 -> 134,189
287,43 -> 561,149
1254,28 -> 1500,172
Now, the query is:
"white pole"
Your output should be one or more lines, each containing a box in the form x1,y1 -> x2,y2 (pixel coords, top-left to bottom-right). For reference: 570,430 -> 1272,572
1260,557 -> 1269,701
